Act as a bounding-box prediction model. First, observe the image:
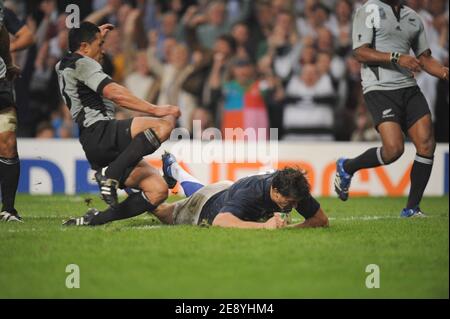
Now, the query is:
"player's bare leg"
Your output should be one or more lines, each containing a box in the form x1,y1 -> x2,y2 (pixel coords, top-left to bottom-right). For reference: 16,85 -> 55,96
401,114 -> 435,217
335,122 -> 404,201
152,203 -> 176,225
96,115 -> 176,207
66,160 -> 169,226
0,107 -> 21,222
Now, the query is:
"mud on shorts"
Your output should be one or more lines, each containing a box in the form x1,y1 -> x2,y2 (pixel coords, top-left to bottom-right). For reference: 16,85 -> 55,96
172,181 -> 233,226
0,78 -> 17,133
0,107 -> 17,133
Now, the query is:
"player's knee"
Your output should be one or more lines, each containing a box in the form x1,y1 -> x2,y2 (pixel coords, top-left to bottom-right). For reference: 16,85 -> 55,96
142,179 -> 169,206
0,135 -> 17,158
416,137 -> 436,157
383,143 -> 404,164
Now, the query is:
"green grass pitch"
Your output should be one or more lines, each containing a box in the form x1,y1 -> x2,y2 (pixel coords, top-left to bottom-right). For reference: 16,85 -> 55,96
0,195 -> 448,298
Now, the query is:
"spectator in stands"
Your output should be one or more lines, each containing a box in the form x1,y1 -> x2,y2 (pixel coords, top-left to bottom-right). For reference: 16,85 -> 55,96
6,0 -> 449,141
297,1 -> 331,39
231,22 -> 251,61
263,10 -> 302,82
282,64 -> 336,141
247,0 -> 273,61
35,122 -> 55,139
182,32 -> 237,134
208,57 -> 269,140
182,0 -> 251,50
85,0 -> 124,27
103,28 -> 125,82
152,11 -> 184,61
351,102 -> 380,142
333,0 -> 353,57
124,50 -> 159,110
50,105 -> 77,139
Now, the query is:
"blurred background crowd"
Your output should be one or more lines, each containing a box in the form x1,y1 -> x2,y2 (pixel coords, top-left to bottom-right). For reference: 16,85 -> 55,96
5,0 -> 449,141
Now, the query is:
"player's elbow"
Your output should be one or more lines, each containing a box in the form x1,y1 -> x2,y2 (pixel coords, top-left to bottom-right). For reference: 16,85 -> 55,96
17,26 -> 35,48
317,214 -> 329,228
103,83 -> 126,104
24,30 -> 36,47
353,47 -> 369,64
311,209 -> 329,228
212,213 -> 235,228
353,50 -> 365,63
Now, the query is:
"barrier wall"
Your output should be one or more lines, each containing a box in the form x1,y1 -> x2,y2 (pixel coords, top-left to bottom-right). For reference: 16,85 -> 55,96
17,139 -> 449,196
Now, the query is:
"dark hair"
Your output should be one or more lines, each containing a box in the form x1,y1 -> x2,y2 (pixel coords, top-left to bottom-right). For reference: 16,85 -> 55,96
68,22 -> 100,52
272,167 -> 311,201
217,34 -> 237,55
312,3 -> 330,16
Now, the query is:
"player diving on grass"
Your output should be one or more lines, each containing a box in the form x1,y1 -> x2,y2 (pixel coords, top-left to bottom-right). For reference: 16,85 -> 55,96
335,0 -> 449,217
57,22 -> 181,226
66,152 -> 329,229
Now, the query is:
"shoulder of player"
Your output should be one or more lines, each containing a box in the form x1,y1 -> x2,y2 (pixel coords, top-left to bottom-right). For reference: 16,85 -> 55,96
75,55 -> 101,70
4,7 -> 17,20
4,7 -> 23,34
56,52 -> 83,72
353,1 -> 377,18
402,5 -> 420,17
358,0 -> 380,9
74,55 -> 103,78
229,183 -> 262,202
402,5 -> 425,26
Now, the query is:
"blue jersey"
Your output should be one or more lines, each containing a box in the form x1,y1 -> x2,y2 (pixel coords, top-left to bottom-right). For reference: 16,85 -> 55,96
199,172 -> 320,225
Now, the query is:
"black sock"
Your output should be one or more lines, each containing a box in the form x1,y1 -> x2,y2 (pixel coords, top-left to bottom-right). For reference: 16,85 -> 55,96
407,154 -> 434,209
344,147 -> 385,175
90,192 -> 157,226
105,129 -> 161,182
0,157 -> 20,212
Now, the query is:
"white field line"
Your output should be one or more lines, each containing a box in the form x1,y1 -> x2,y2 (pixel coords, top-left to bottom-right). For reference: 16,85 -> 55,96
18,215 -> 437,220
1,215 -> 445,233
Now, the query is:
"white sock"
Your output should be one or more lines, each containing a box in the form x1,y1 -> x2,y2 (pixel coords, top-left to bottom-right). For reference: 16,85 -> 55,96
171,163 -> 203,185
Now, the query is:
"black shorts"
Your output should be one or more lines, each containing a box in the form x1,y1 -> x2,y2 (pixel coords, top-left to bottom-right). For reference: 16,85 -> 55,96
0,79 -> 15,110
364,86 -> 430,134
79,119 -> 137,187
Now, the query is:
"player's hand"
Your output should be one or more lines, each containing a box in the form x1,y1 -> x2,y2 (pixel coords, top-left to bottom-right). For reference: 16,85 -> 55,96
441,67 -> 449,81
264,213 -> 287,229
158,105 -> 181,118
398,55 -> 422,72
99,24 -> 115,38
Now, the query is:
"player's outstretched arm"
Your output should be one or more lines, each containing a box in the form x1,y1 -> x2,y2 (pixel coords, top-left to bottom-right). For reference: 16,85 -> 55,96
102,82 -> 181,118
288,208 -> 329,229
9,25 -> 34,52
212,212 -> 287,229
354,45 -> 422,73
418,49 -> 449,81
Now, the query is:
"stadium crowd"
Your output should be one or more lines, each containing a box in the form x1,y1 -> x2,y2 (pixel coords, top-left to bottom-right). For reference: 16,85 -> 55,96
6,0 -> 449,141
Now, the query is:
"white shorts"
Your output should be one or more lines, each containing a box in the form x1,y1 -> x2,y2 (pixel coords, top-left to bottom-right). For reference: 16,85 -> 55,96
0,107 -> 17,133
172,181 -> 233,225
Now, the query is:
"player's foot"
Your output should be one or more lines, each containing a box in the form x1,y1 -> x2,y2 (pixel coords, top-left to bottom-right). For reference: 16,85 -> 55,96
400,207 -> 427,218
63,208 -> 99,226
162,151 -> 177,189
0,209 -> 23,222
334,158 -> 353,201
95,169 -> 119,207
